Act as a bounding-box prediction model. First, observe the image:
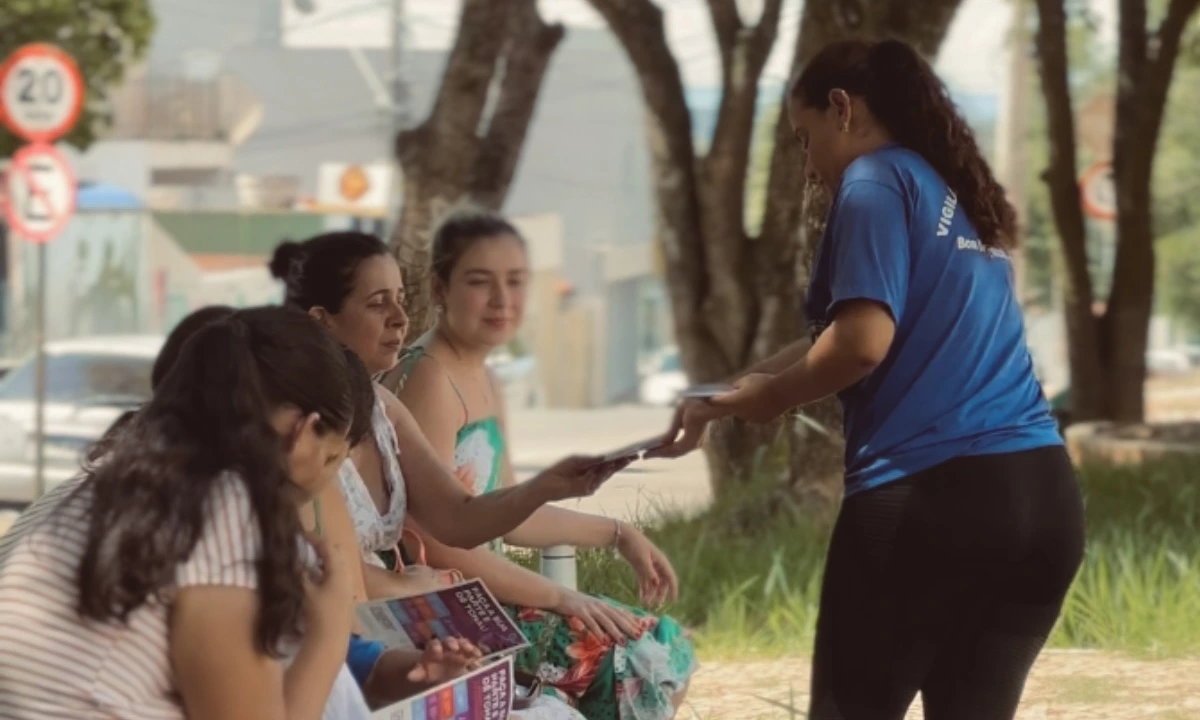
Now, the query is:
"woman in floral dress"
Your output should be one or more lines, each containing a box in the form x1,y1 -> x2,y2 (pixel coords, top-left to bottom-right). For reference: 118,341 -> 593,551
385,210 -> 696,720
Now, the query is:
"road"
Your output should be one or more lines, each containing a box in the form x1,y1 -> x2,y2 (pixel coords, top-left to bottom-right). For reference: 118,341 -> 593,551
0,406 -> 714,536
8,375 -> 1200,537
507,405 -> 713,523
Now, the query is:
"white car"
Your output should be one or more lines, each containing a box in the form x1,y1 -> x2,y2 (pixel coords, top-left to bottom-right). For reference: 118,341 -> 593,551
1146,349 -> 1193,376
486,349 -> 542,409
638,347 -> 687,407
0,335 -> 162,507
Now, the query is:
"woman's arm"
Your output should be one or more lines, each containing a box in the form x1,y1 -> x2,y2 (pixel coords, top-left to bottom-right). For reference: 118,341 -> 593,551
379,384 -> 612,550
306,483 -> 368,606
487,371 -> 625,550
412,518 -> 643,641
412,518 -> 561,609
362,561 -> 448,600
173,586 -> 345,720
752,300 -> 895,417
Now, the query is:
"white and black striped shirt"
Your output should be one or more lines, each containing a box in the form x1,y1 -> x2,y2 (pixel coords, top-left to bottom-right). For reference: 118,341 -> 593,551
0,473 -> 262,719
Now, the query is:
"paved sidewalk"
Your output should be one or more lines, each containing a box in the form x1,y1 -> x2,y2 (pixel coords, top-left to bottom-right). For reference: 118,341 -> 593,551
684,650 -> 1200,719
508,405 -> 712,523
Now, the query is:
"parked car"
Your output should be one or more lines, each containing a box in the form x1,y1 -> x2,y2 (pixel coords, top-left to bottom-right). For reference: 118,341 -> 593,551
639,346 -> 687,407
0,335 -> 161,507
1146,348 -> 1193,376
486,349 -> 542,409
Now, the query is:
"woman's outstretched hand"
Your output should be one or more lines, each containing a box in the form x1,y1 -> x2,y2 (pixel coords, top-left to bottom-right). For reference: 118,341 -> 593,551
648,374 -> 783,459
645,398 -> 725,459
710,373 -> 781,423
616,525 -> 679,607
405,637 -> 483,683
535,455 -> 632,502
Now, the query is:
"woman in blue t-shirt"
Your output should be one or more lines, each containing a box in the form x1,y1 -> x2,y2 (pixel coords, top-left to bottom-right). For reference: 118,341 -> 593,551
653,39 -> 1085,720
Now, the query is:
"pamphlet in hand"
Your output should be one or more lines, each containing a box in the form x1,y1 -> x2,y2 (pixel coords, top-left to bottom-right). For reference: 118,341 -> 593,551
595,435 -> 671,465
370,655 -> 514,720
356,578 -> 530,662
678,382 -> 735,400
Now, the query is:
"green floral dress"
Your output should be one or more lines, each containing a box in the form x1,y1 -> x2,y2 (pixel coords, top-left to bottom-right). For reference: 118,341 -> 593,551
393,349 -> 696,720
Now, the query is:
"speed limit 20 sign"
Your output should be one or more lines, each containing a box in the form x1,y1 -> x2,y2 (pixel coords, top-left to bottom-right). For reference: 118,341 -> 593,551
0,43 -> 84,143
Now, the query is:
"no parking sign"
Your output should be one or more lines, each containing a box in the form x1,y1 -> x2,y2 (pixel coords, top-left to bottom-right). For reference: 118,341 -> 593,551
2,143 -> 77,242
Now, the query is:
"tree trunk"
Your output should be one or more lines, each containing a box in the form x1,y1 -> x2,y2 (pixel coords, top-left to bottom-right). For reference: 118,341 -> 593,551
1033,0 -> 1199,422
386,0 -> 564,344
589,0 -> 964,513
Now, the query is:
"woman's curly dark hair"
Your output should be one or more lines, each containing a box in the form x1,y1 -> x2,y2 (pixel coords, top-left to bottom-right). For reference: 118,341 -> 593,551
792,38 -> 1018,250
72,305 -> 368,655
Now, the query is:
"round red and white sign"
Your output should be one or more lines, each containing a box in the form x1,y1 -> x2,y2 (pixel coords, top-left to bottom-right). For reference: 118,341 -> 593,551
0,44 -> 84,143
2,143 -> 77,243
1079,160 -> 1116,222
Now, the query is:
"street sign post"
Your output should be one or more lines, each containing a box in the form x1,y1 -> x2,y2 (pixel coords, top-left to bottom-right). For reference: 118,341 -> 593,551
0,44 -> 83,502
0,44 -> 84,143
5,144 -> 76,240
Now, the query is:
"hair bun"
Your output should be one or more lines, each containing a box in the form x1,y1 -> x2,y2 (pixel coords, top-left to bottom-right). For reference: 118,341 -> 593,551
268,240 -> 305,281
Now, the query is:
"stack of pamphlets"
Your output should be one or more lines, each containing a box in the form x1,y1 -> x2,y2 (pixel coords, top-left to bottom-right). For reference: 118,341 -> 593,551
357,579 -> 531,720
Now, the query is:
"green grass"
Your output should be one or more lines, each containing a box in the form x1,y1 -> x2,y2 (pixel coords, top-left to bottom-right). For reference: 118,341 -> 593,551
512,457 -> 1200,661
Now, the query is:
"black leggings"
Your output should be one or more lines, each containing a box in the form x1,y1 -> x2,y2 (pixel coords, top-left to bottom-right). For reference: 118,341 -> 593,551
809,445 -> 1085,720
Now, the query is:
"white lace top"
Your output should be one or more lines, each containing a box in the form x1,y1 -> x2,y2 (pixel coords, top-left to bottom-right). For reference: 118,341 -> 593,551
338,389 -> 408,556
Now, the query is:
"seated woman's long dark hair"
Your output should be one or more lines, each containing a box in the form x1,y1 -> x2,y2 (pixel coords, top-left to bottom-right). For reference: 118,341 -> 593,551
73,306 -> 367,654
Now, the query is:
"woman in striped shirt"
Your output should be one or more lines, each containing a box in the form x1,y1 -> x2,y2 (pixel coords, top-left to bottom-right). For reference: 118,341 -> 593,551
0,306 -> 371,720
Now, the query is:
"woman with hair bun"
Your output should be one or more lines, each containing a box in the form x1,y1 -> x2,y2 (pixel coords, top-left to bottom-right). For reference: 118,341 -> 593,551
267,233 -> 628,588
653,38 -> 1085,720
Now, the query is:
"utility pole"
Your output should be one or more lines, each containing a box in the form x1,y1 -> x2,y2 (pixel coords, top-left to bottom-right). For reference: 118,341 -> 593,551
994,0 -> 1031,306
384,0 -> 408,238
389,0 -> 409,133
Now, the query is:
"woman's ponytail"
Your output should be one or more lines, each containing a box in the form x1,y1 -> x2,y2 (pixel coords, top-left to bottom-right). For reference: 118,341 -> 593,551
792,38 -> 1018,250
865,39 -> 1017,250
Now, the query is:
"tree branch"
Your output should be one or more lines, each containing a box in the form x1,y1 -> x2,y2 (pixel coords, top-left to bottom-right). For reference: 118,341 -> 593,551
1031,0 -> 1108,417
1104,0 -> 1198,412
1113,0 -> 1148,180
705,0 -> 742,69
1031,0 -> 1093,307
395,0 -> 509,181
585,0 -> 718,375
390,0 -> 549,342
700,0 -> 787,363
468,0 -> 566,209
1138,0 -> 1200,144
754,0 -> 787,64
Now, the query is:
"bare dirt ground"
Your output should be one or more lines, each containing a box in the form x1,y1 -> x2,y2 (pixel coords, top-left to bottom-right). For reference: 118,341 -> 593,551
683,650 -> 1200,719
3,513 -> 1196,719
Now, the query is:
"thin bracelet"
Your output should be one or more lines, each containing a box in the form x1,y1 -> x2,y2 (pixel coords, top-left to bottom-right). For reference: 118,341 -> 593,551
610,519 -> 622,547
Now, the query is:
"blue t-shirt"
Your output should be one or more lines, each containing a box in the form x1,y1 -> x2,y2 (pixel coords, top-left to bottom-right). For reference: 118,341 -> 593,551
805,144 -> 1061,497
